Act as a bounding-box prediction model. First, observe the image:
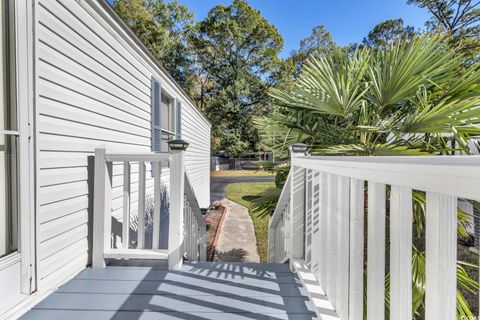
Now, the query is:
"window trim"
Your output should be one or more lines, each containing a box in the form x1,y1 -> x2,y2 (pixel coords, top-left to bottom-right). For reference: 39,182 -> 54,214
0,0 -> 36,294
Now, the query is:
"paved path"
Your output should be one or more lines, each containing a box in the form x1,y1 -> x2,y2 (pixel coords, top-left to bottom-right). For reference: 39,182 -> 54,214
214,199 -> 260,263
210,176 -> 275,202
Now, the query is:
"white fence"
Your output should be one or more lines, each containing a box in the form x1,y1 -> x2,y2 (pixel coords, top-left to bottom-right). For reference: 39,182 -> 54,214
268,154 -> 480,320
92,148 -> 205,270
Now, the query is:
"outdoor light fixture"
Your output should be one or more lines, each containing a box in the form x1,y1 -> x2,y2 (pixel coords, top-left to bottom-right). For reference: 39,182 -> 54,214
168,139 -> 189,151
290,143 -> 310,155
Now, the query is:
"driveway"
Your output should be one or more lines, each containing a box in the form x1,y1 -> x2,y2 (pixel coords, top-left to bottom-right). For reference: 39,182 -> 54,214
210,176 -> 275,202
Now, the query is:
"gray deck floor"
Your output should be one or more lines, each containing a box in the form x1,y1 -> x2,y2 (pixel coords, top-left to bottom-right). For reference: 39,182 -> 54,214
21,262 -> 317,320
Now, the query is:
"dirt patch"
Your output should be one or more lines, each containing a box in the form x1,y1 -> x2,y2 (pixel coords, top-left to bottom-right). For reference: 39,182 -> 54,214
206,206 -> 226,261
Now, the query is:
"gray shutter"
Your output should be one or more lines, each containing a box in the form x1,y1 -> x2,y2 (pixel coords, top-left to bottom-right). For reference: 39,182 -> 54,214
151,78 -> 161,152
176,100 -> 182,139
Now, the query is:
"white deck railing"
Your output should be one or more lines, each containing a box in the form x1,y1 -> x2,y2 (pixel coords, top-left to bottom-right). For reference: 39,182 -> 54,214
92,148 -> 205,270
268,153 -> 480,320
184,174 -> 207,261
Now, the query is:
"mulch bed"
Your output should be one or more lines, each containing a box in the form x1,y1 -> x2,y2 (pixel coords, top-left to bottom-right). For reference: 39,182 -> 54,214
206,206 -> 227,261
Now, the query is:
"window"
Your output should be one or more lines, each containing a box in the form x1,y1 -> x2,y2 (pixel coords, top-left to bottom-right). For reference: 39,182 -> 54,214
160,94 -> 175,151
0,0 -> 18,258
151,78 -> 179,152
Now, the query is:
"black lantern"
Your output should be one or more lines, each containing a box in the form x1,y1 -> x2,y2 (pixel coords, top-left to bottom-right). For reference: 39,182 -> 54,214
290,143 -> 310,154
168,139 -> 189,151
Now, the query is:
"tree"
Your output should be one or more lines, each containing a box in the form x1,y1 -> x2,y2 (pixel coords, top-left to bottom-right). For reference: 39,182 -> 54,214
407,0 -> 480,61
289,25 -> 335,75
259,35 -> 480,318
190,0 -> 284,154
363,18 -> 415,47
113,0 -> 196,90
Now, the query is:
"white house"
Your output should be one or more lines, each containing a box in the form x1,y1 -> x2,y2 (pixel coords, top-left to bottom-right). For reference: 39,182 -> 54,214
2,0 -> 478,319
0,0 -> 210,318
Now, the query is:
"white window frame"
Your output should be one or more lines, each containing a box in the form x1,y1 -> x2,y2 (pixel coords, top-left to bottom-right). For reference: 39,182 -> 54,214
0,0 -> 35,294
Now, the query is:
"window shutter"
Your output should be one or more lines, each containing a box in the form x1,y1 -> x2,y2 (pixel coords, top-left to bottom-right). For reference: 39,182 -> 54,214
151,79 -> 161,152
176,100 -> 182,139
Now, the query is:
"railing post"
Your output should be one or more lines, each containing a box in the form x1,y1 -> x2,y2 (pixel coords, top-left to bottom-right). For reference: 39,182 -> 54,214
168,148 -> 186,270
289,143 -> 309,268
92,148 -> 112,268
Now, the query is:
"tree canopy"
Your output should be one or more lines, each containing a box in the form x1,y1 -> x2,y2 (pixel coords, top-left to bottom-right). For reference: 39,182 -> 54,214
363,18 -> 416,47
112,0 -> 480,156
408,0 -> 480,61
190,0 -> 284,156
113,0 -> 196,90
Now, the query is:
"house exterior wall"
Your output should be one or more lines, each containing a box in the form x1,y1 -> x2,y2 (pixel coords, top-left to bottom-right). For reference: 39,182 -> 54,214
34,0 -> 210,300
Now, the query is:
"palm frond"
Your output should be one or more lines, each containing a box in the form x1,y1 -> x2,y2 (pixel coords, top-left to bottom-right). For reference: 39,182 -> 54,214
269,48 -> 370,116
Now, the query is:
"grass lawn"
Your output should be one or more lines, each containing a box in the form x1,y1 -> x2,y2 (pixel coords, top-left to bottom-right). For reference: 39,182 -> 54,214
211,170 -> 275,177
225,182 -> 275,263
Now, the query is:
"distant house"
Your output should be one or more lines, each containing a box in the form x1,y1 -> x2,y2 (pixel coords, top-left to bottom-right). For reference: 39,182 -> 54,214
0,0 -> 210,318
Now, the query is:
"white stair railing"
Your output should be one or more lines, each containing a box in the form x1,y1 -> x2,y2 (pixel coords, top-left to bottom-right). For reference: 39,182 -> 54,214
267,172 -> 291,263
183,174 -> 207,261
268,153 -> 480,320
92,148 -> 187,270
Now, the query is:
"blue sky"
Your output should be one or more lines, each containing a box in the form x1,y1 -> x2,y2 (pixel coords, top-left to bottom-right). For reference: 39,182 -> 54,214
110,0 -> 432,58
180,0 -> 431,58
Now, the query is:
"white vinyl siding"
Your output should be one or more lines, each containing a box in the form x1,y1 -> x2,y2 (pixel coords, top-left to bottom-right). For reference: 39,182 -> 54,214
182,104 -> 211,208
35,0 -> 210,295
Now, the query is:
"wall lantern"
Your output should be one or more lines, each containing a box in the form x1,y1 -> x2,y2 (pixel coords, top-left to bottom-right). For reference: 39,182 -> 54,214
168,139 -> 189,151
290,143 -> 310,155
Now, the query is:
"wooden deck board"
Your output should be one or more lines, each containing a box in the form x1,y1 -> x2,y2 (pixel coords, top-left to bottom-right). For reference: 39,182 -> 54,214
21,262 -> 317,320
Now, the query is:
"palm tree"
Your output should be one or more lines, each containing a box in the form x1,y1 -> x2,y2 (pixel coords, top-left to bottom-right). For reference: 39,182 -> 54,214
256,34 -> 480,318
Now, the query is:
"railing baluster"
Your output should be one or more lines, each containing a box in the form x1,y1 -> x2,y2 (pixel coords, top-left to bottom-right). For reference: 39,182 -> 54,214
152,161 -> 161,250
283,204 -> 292,258
367,182 -> 386,320
336,175 -> 350,319
425,192 -> 457,320
319,172 -> 328,290
349,178 -> 364,320
137,161 -> 146,249
390,185 -> 413,320
311,171 -> 321,280
289,165 -> 305,263
305,169 -> 313,265
122,161 -> 131,249
326,174 -> 337,303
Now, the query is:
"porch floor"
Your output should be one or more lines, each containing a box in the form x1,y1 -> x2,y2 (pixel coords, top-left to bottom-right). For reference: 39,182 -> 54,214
21,262 -> 317,320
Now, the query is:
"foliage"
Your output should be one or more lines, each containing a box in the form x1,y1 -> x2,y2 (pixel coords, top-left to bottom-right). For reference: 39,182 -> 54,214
190,0 -> 284,154
113,0 -> 196,90
407,0 -> 480,62
267,35 -> 480,156
289,25 -> 335,75
258,35 -> 480,317
363,18 -> 416,47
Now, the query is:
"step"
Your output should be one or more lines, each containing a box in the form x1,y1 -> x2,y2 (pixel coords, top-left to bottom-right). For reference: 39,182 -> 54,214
104,248 -> 168,260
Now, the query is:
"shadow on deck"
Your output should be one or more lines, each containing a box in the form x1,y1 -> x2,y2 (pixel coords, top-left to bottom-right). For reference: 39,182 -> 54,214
21,262 -> 317,320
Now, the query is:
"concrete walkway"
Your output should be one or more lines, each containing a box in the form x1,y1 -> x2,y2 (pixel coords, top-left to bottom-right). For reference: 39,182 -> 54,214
214,199 -> 260,263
